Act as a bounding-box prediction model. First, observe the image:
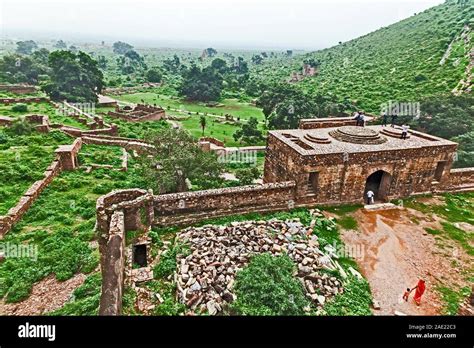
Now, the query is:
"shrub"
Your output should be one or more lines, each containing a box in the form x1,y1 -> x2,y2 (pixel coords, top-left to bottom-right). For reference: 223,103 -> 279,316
323,277 -> 372,315
231,254 -> 310,315
7,119 -> 34,136
11,103 -> 28,112
153,244 -> 188,279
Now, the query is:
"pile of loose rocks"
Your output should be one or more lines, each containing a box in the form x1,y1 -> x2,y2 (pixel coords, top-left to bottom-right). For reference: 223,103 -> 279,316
174,210 -> 348,315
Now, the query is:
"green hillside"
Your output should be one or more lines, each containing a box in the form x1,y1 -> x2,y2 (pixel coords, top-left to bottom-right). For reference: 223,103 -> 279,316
256,0 -> 473,112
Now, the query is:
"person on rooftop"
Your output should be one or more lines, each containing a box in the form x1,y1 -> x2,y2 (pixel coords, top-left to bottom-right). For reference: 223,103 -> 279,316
401,124 -> 409,139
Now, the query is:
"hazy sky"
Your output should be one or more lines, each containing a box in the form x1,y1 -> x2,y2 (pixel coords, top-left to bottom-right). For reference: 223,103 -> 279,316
1,0 -> 445,50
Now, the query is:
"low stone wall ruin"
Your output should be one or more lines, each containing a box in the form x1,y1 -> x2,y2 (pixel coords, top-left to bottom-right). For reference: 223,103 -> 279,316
0,138 -> 82,237
0,84 -> 37,94
0,97 -> 49,104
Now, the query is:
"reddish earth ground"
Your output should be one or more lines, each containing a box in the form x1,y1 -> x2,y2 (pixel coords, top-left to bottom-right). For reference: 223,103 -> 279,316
0,273 -> 86,315
340,202 -> 471,315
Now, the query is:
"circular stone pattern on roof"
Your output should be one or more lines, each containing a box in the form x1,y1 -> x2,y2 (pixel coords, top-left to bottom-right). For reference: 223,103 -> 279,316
329,126 -> 387,145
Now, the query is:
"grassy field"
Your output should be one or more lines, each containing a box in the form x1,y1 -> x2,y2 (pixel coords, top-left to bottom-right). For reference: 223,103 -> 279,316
0,140 -> 148,304
114,93 -> 265,122
0,129 -> 72,215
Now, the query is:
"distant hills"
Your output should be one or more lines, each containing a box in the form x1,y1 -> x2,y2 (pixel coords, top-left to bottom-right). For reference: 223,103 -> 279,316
258,0 -> 473,112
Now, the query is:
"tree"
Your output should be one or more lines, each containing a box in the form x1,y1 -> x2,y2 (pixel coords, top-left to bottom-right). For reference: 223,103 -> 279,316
251,54 -> 263,65
139,128 -> 224,193
232,57 -> 248,74
203,47 -> 217,57
233,117 -> 264,145
452,131 -> 474,168
0,54 -> 46,84
257,83 -> 349,129
231,254 -> 310,316
41,50 -> 104,102
179,63 -> 224,102
54,40 -> 67,49
16,40 -> 38,55
31,48 -> 50,66
210,58 -> 228,74
235,167 -> 260,185
414,95 -> 474,139
163,54 -> 181,73
97,55 -> 108,69
200,115 -> 207,136
112,41 -> 133,55
146,67 -> 162,83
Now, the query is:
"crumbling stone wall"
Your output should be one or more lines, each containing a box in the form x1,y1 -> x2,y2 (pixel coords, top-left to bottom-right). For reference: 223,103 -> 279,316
0,84 -> 37,94
439,167 -> 474,192
107,104 -> 165,122
299,116 -> 374,129
0,160 -> 61,237
81,134 -> 154,154
0,97 -> 49,104
99,210 -> 126,316
0,139 -> 83,237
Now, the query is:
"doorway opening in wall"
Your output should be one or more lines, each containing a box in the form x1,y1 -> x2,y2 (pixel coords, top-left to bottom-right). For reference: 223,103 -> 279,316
307,171 -> 319,195
364,170 -> 392,203
133,244 -> 147,267
434,161 -> 447,182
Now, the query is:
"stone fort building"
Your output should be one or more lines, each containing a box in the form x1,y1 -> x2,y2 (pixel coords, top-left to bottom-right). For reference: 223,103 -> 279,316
264,118 -> 460,205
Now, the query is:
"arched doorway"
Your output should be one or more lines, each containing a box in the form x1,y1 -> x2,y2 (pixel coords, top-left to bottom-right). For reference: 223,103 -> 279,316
364,170 -> 392,203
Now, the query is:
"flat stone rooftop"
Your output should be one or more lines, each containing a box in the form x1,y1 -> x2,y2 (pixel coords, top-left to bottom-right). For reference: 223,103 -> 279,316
269,125 -> 457,156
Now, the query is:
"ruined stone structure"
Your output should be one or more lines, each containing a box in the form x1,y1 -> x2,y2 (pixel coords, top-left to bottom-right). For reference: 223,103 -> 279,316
0,97 -> 49,104
54,138 -> 82,171
107,104 -> 165,122
0,84 -> 37,94
94,116 -> 474,315
0,138 -> 83,236
264,122 -> 470,205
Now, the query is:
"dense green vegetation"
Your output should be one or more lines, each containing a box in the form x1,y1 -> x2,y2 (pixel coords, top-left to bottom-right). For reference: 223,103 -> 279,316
231,253 -> 311,316
256,1 -> 473,112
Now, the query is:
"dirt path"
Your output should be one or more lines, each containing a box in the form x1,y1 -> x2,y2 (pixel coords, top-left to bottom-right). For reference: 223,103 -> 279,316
341,206 -> 469,315
0,274 -> 86,315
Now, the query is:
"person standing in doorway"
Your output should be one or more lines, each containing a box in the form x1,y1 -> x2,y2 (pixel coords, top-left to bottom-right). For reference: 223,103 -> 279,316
366,190 -> 375,205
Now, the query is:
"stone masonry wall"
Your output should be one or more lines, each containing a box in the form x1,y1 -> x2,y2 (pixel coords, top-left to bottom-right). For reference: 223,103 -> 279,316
153,181 -> 297,226
98,210 -> 126,315
439,167 -> 474,192
0,97 -> 49,104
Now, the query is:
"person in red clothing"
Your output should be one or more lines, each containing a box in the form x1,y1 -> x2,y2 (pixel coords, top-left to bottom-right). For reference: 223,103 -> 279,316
412,279 -> 426,306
